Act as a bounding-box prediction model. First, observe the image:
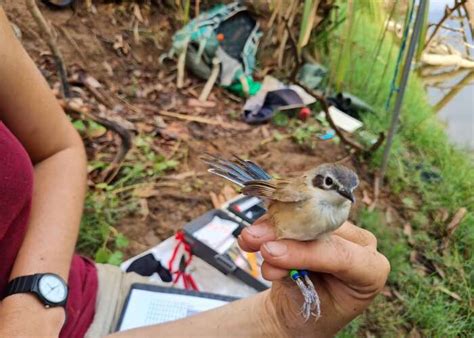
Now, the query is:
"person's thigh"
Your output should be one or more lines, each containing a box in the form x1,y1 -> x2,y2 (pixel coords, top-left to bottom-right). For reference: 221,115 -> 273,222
85,263 -> 167,337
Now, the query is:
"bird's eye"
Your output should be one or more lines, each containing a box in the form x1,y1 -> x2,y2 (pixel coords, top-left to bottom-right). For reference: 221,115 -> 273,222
325,176 -> 333,186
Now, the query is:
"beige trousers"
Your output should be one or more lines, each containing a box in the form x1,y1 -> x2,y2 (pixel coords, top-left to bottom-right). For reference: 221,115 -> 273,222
84,264 -> 166,338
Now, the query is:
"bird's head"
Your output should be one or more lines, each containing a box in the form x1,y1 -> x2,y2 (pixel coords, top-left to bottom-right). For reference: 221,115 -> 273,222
310,163 -> 359,205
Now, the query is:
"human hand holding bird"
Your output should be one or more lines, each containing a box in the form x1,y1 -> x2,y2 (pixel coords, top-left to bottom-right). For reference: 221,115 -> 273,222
239,219 -> 390,336
202,154 -> 388,323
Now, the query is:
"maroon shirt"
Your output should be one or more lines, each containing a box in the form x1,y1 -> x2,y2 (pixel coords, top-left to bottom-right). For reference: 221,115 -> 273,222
0,121 -> 98,337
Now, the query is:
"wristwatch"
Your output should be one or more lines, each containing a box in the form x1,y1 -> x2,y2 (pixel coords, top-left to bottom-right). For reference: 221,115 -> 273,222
3,273 -> 69,308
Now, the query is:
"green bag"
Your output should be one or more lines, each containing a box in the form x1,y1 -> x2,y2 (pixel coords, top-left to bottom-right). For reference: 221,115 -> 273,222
165,2 -> 262,96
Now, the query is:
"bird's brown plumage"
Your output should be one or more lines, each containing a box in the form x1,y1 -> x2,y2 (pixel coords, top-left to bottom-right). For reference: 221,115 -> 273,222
242,176 -> 311,203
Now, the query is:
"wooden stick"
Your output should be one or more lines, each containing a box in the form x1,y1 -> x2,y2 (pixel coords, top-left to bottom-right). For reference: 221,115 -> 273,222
137,104 -> 248,130
277,0 -> 297,68
283,18 -> 303,82
424,0 -> 467,50
199,58 -> 220,101
25,0 -> 70,98
177,40 -> 188,89
195,0 -> 200,17
157,110 -> 239,130
56,25 -> 88,67
85,0 -> 92,12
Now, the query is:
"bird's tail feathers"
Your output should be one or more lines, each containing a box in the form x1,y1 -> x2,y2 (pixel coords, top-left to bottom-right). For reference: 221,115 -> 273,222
201,153 -> 272,187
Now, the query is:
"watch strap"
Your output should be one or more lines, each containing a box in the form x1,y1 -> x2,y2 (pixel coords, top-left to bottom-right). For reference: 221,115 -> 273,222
4,274 -> 38,298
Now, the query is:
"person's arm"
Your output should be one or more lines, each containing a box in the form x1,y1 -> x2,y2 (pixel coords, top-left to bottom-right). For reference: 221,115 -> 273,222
109,290 -> 284,338
0,7 -> 87,336
108,220 -> 389,338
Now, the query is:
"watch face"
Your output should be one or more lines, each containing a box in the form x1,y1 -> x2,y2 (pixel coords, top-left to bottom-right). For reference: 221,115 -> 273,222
38,274 -> 68,304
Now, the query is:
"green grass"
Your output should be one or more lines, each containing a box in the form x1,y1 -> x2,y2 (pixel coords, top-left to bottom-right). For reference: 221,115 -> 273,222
76,132 -> 179,264
319,4 -> 474,337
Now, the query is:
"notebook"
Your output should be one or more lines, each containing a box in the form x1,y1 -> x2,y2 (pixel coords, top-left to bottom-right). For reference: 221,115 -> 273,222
116,283 -> 237,332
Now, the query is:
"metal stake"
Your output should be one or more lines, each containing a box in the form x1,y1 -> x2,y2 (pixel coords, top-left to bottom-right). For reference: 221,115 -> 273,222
379,0 -> 428,183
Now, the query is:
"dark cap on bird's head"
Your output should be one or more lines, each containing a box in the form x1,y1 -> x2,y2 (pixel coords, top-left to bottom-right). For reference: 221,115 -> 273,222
311,163 -> 359,203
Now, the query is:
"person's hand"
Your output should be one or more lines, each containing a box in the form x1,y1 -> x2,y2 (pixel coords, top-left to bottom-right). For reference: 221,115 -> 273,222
238,217 -> 390,337
0,294 -> 65,337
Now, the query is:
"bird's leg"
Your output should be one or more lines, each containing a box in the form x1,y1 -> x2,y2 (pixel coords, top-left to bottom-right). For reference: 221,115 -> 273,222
289,269 -> 314,321
300,270 -> 321,318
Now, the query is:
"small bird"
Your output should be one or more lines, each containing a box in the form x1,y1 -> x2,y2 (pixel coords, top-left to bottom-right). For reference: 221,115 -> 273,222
202,154 -> 359,320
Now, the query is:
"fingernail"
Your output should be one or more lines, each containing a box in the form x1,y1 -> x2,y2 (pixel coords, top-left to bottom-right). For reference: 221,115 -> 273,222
246,223 -> 270,238
264,241 -> 287,256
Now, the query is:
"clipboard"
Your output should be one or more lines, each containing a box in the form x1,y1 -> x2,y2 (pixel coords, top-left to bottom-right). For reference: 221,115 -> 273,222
116,283 -> 238,332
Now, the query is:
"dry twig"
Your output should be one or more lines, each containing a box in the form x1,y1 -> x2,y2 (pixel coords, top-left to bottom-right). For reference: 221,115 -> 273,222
441,207 -> 468,252
424,0 -> 467,50
139,104 -> 249,130
55,25 -> 88,68
26,0 -> 70,97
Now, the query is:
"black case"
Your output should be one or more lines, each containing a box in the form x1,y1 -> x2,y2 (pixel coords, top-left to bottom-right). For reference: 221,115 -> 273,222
183,209 -> 268,291
116,283 -> 238,331
227,196 -> 266,224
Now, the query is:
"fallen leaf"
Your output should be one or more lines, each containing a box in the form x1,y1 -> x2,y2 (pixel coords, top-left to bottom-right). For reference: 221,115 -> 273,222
133,21 -> 140,44
432,262 -> 446,279
138,198 -> 149,220
403,223 -> 414,245
188,98 -> 216,108
385,206 -> 399,224
433,208 -> 450,223
139,84 -> 164,98
362,189 -> 373,205
380,286 -> 393,298
209,184 -> 239,208
222,184 -> 238,201
436,286 -> 462,301
87,121 -> 107,138
365,331 -> 376,338
83,74 -> 102,89
402,196 -> 416,208
135,122 -> 155,133
408,327 -> 421,338
392,289 -> 405,301
154,116 -> 167,129
102,61 -> 114,76
260,125 -> 271,139
132,4 -> 144,23
133,184 -> 157,198
113,34 -> 129,55
446,207 -> 467,236
144,229 -> 160,246
441,207 -> 468,252
209,191 -> 222,208
158,122 -> 190,141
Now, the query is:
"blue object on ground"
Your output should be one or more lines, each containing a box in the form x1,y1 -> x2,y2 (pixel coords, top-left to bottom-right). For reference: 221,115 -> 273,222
319,129 -> 335,140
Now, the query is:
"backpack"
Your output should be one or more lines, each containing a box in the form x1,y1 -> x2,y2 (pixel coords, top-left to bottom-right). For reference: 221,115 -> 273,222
164,2 -> 262,96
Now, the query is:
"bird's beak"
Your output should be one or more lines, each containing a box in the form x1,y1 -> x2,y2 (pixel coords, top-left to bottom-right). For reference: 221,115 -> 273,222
338,188 -> 355,203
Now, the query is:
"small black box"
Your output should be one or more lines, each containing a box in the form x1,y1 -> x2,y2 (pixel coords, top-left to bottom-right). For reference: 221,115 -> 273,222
184,209 -> 269,291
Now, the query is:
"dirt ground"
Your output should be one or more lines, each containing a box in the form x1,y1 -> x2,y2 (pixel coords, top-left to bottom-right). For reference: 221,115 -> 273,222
2,1 -> 376,257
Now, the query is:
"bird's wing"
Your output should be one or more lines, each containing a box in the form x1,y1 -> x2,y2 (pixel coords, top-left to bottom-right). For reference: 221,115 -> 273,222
202,154 -> 311,202
243,177 -> 311,203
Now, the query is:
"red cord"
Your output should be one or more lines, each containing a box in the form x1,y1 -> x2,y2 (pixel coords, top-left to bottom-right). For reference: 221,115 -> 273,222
168,232 -> 199,291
